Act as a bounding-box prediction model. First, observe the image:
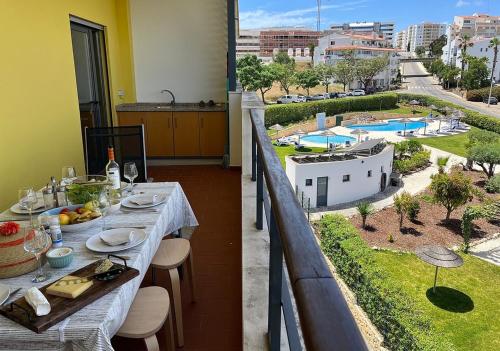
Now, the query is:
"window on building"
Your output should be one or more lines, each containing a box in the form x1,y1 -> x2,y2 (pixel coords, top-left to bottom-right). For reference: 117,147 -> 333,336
367,170 -> 372,177
342,175 -> 350,182
305,179 -> 312,186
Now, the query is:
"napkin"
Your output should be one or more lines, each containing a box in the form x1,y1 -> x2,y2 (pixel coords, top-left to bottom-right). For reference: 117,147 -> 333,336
130,194 -> 159,206
100,230 -> 135,246
24,287 -> 51,316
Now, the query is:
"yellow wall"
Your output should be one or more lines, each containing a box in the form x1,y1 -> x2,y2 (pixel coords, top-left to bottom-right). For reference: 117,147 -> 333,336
0,0 -> 134,209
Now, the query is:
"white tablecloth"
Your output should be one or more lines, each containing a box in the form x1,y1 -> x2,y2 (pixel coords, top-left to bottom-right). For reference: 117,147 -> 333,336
0,182 -> 198,350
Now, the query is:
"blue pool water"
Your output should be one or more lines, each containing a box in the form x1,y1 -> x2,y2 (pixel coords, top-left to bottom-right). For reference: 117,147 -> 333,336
301,134 -> 356,144
347,119 -> 426,132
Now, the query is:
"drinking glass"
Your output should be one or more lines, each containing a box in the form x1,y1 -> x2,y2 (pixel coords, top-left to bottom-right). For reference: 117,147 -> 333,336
124,162 -> 138,191
19,188 -> 38,227
23,225 -> 50,283
61,166 -> 76,185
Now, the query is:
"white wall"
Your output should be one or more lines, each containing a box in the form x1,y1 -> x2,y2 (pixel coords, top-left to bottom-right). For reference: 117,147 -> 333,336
129,0 -> 228,103
286,145 -> 394,207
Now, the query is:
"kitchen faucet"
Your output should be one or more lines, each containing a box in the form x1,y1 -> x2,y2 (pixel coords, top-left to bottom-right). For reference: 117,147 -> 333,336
160,89 -> 175,106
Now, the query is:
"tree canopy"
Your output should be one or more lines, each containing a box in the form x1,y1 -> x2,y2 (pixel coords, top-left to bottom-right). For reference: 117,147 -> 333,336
295,68 -> 319,95
462,56 -> 490,90
429,35 -> 447,57
236,55 -> 276,103
354,55 -> 389,89
430,171 -> 474,220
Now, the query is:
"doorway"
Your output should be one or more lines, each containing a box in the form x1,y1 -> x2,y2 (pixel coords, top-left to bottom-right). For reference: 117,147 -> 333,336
70,19 -> 112,134
380,172 -> 387,192
317,177 -> 328,207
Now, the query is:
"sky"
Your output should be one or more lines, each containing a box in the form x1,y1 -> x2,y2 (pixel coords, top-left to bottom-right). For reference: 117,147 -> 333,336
238,0 -> 500,32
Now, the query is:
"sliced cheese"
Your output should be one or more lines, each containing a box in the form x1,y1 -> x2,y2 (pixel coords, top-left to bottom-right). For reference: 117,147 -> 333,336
46,275 -> 93,299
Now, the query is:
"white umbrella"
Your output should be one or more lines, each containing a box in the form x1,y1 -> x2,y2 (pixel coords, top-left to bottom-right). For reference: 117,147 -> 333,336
419,116 -> 435,135
321,130 -> 337,150
409,99 -> 420,106
269,123 -> 284,137
350,128 -> 368,142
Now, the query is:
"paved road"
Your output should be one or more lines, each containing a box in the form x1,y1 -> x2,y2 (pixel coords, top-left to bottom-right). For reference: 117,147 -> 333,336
400,61 -> 500,118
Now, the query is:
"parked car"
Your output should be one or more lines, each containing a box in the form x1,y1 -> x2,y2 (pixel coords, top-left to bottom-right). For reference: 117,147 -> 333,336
337,92 -> 347,98
345,91 -> 353,96
296,95 -> 307,103
304,95 -> 313,102
352,89 -> 366,96
310,94 -> 327,101
276,95 -> 301,104
483,96 -> 498,105
329,92 -> 339,99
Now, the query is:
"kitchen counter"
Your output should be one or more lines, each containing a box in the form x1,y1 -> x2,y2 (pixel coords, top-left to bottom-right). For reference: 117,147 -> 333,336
116,102 -> 226,112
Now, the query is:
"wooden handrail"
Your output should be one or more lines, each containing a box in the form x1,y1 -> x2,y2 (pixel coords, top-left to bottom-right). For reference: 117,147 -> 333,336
250,109 -> 368,351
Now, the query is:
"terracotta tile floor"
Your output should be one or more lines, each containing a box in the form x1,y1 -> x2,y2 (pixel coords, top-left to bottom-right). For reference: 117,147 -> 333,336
112,165 -> 242,351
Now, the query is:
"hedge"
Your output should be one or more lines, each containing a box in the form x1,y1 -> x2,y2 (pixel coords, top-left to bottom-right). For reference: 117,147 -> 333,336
319,214 -> 455,351
264,93 -> 398,127
397,93 -> 500,134
465,86 -> 500,102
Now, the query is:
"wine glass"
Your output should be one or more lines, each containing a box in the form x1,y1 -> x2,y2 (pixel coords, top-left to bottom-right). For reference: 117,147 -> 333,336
97,189 -> 111,231
19,188 -> 37,227
61,166 -> 76,185
124,162 -> 138,191
23,225 -> 50,283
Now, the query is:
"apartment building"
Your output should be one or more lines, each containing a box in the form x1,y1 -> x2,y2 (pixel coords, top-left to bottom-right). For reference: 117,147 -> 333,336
236,29 -> 260,58
400,22 -> 447,52
455,37 -> 500,82
314,31 -> 399,89
259,28 -> 320,58
394,30 -> 407,50
330,21 -> 395,41
442,13 -> 500,65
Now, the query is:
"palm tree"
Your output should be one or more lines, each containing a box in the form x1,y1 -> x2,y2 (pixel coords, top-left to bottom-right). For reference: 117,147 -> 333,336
487,37 -> 499,107
356,202 -> 374,229
458,35 -> 473,88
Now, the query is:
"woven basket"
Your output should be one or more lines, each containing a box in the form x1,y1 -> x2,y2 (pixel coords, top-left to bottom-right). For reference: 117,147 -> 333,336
0,227 -> 51,279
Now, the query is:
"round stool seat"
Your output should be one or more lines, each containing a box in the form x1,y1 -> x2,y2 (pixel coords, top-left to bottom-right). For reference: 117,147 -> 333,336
152,238 -> 191,269
117,286 -> 170,339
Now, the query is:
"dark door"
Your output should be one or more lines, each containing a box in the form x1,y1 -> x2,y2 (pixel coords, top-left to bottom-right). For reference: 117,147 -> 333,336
317,177 -> 328,207
380,173 -> 387,192
70,21 -> 112,133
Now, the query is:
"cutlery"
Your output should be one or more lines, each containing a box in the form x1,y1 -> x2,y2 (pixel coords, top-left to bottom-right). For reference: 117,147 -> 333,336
119,208 -> 159,213
1,287 -> 22,306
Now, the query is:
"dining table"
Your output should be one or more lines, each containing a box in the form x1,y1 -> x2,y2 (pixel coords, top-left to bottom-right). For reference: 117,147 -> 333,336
0,182 -> 198,351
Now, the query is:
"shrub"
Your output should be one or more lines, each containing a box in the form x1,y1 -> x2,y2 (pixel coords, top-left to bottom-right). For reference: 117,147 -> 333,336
468,143 -> 500,178
430,171 -> 474,221
393,191 -> 420,227
485,174 -> 500,193
387,234 -> 394,243
265,93 -> 398,127
437,156 -> 449,173
465,86 -> 500,102
397,93 -> 500,134
394,150 -> 431,174
319,214 -> 454,351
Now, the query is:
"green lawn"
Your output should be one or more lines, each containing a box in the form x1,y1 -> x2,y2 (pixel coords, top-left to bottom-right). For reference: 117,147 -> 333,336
273,144 -> 325,167
420,128 -> 475,157
373,250 -> 500,351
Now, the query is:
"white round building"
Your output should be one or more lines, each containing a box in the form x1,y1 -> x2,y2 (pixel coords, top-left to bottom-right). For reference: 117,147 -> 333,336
285,139 -> 394,208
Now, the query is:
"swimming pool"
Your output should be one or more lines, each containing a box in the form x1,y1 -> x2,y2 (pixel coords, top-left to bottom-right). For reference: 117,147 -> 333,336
347,119 -> 426,132
301,134 -> 356,145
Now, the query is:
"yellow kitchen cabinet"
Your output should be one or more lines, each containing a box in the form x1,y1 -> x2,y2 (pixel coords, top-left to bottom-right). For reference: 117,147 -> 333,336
199,111 -> 226,156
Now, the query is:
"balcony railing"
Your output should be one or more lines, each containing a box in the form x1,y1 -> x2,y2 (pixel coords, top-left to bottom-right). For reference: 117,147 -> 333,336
249,109 -> 367,351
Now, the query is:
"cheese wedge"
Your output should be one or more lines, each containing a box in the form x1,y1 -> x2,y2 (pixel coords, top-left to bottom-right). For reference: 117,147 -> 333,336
46,275 -> 93,299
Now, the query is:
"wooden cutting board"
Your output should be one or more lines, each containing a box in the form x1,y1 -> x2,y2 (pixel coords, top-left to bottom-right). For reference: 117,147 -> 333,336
0,260 -> 139,333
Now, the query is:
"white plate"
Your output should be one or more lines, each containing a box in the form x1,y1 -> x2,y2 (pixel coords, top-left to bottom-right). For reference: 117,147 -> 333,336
86,228 -> 147,253
121,193 -> 167,209
0,284 -> 10,305
10,199 -> 46,214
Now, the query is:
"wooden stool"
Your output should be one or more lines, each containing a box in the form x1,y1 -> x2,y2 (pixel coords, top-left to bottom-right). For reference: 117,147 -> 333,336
151,238 -> 196,347
117,286 -> 175,351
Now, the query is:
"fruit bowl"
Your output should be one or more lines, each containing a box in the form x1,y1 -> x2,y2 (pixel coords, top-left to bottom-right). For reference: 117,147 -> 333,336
39,205 -> 102,233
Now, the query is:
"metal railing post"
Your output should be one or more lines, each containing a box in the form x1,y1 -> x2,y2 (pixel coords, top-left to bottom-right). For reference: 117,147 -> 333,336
256,149 -> 264,230
268,206 -> 282,351
251,127 -> 257,181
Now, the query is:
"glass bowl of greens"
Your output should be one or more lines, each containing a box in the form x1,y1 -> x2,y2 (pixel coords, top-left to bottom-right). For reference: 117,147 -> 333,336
65,175 -> 111,205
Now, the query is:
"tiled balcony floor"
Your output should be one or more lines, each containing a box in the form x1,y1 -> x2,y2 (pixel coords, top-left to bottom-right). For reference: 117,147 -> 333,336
112,165 -> 242,351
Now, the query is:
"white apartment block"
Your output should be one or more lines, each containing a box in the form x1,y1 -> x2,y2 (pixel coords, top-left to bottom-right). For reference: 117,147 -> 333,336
394,31 -> 407,50
454,37 -> 500,82
442,13 -> 500,66
313,31 -> 400,89
330,22 -> 395,42
236,29 -> 261,58
402,23 -> 447,53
